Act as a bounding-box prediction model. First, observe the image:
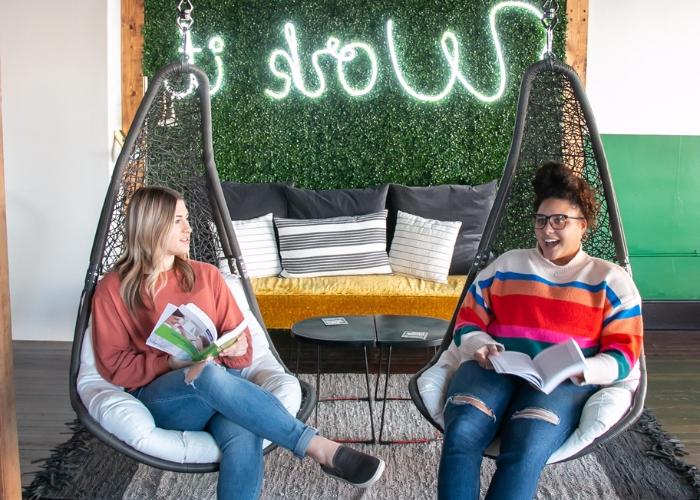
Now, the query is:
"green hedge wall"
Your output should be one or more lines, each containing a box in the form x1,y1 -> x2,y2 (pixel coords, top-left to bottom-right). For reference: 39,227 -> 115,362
143,0 -> 566,188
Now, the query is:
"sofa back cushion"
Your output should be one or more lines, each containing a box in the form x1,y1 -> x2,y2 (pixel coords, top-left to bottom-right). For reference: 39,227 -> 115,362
221,182 -> 290,219
389,211 -> 462,283
387,181 -> 497,274
229,213 -> 282,278
275,211 -> 392,278
285,184 -> 389,218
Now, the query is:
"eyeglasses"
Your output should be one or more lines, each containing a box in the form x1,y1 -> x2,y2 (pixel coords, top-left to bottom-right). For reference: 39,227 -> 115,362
531,213 -> 586,230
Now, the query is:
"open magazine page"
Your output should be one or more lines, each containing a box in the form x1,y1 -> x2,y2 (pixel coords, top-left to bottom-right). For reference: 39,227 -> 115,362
490,351 -> 543,387
180,303 -> 216,343
146,303 -> 217,361
534,339 -> 587,394
489,339 -> 587,394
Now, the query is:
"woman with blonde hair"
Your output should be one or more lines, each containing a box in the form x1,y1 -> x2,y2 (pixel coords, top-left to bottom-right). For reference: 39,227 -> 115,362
92,185 -> 385,499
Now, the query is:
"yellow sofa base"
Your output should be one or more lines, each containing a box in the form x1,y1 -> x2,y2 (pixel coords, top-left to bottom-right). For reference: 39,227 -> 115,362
250,274 -> 467,330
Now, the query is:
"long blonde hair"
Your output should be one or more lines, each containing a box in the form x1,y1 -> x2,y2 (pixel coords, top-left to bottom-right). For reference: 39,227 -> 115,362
114,186 -> 195,313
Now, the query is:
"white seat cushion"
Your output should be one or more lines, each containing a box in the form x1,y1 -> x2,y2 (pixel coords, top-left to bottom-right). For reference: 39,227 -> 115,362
417,349 -> 640,463
77,274 -> 302,463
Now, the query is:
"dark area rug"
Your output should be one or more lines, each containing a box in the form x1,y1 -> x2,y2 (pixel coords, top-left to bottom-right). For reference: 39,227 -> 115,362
25,374 -> 700,499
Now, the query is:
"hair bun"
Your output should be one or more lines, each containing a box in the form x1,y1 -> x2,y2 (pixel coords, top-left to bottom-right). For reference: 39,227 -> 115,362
532,161 -> 599,226
533,161 -> 576,198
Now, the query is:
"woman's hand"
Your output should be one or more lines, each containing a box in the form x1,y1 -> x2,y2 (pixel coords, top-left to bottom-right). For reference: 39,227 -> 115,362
474,344 -> 500,370
220,334 -> 249,359
168,356 -> 195,370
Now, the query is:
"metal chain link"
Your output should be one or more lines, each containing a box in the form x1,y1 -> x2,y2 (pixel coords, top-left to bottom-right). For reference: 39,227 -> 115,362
541,0 -> 559,57
177,0 -> 194,31
176,1 -> 194,63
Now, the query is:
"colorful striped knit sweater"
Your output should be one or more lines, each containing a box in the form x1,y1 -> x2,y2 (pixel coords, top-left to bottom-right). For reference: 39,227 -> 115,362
452,248 -> 643,384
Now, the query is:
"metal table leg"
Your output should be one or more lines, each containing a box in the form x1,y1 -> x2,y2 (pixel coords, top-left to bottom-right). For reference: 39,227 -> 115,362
311,344 -> 376,443
363,345 -> 376,444
314,345 -> 321,428
378,346 -> 392,443
377,346 -> 439,444
374,346 -> 384,401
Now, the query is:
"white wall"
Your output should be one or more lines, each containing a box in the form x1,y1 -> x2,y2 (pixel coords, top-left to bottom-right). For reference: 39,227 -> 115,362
587,0 -> 700,135
1,0 -> 121,340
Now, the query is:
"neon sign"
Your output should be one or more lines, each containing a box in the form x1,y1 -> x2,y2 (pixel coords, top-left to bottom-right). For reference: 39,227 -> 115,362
265,23 -> 378,99
172,1 -> 546,103
166,30 -> 225,98
265,1 -> 545,102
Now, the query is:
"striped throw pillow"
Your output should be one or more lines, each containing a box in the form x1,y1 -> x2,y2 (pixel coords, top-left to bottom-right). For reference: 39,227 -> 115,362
218,213 -> 282,278
389,210 -> 462,283
275,211 -> 392,278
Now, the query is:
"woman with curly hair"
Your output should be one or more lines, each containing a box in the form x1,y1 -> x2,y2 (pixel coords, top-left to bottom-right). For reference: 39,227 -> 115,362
437,161 -> 643,499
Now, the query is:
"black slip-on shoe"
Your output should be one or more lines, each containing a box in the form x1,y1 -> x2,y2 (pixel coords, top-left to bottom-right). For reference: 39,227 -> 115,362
320,445 -> 386,488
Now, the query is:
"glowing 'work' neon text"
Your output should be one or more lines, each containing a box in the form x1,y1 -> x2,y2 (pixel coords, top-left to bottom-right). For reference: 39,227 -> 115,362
264,1 -> 545,102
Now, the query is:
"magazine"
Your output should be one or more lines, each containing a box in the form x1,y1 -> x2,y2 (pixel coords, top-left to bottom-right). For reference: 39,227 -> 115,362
146,303 -> 247,361
489,338 -> 588,394
322,317 -> 348,326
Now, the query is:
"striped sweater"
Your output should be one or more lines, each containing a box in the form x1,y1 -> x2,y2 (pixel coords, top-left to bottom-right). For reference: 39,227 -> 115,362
452,248 -> 643,384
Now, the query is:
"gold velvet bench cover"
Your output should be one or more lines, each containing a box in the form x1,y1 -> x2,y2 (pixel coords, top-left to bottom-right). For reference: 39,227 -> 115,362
250,274 -> 467,330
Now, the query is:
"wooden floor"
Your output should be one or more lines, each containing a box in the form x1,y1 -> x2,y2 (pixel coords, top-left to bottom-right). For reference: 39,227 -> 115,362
12,330 -> 700,489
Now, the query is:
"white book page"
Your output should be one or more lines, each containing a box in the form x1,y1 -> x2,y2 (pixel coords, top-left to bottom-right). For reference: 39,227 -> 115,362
533,339 -> 587,394
490,351 -> 543,387
215,319 -> 249,348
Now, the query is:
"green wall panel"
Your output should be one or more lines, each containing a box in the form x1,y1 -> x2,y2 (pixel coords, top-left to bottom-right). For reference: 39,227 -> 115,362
143,0 -> 566,188
603,134 -> 700,299
630,257 -> 700,300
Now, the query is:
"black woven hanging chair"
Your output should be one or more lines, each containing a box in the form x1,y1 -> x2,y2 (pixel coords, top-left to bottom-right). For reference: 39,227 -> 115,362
69,62 -> 316,473
408,54 -> 647,463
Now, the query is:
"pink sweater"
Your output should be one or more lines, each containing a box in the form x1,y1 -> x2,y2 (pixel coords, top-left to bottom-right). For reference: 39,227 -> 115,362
92,260 -> 252,390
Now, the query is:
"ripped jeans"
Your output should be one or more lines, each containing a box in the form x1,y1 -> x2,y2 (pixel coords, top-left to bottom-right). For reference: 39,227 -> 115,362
130,362 -> 316,500
438,360 -> 597,500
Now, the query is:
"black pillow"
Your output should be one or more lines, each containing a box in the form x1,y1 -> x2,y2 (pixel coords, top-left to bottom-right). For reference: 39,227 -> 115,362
220,182 -> 291,220
387,181 -> 497,275
285,184 -> 389,218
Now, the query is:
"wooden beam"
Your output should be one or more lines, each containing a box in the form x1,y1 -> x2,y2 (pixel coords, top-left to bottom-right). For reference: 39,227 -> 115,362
122,0 -> 145,132
565,0 -> 589,87
0,60 -> 22,500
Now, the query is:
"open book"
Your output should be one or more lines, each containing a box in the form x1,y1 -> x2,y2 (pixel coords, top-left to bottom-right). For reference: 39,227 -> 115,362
489,338 -> 588,394
146,303 -> 247,361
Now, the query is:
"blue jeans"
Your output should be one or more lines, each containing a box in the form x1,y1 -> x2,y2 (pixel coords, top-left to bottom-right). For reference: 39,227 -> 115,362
438,361 -> 597,500
131,362 -> 316,499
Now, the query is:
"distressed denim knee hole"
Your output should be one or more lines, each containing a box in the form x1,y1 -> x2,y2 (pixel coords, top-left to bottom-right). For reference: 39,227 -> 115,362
446,394 -> 496,422
183,361 -> 219,388
511,407 -> 560,425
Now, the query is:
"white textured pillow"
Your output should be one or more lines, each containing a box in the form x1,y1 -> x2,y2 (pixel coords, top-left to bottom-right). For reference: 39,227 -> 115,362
275,210 -> 392,278
389,210 -> 462,283
219,213 -> 282,278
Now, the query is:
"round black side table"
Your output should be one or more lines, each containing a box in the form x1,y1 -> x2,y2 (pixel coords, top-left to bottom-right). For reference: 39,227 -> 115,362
291,315 -> 377,443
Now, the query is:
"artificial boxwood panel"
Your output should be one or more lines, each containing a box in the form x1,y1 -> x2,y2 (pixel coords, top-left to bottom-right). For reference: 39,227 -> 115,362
143,0 -> 566,188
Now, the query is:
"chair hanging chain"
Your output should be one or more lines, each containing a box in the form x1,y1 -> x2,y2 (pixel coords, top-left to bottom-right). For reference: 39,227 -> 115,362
176,0 -> 194,62
541,0 -> 559,57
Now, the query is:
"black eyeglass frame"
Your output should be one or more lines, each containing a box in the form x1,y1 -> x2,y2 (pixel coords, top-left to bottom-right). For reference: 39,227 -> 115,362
531,213 -> 586,230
